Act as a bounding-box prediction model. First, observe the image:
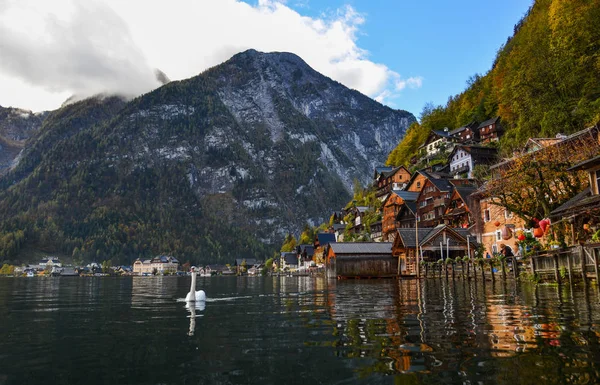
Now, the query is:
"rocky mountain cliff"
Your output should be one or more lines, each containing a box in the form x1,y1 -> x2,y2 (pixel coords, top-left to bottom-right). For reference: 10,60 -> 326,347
0,106 -> 46,174
0,49 -> 415,264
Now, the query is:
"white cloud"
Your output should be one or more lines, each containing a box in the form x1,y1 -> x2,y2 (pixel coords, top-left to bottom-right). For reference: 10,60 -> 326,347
396,76 -> 424,91
0,0 -> 421,112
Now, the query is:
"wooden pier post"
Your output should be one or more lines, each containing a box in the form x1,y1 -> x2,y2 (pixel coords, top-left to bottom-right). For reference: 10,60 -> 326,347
580,246 -> 587,287
566,250 -> 573,283
554,254 -> 561,284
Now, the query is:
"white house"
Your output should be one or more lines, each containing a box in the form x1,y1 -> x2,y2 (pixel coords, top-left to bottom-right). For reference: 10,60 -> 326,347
133,256 -> 179,275
39,257 -> 62,269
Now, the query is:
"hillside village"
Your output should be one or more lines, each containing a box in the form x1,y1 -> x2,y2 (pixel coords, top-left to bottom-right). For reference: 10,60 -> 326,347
286,118 -> 600,280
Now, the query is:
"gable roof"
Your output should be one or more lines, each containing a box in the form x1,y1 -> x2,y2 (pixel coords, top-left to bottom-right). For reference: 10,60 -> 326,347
297,244 -> 315,256
477,116 -> 500,129
235,258 -> 258,266
281,252 -> 298,265
453,186 -> 477,202
449,122 -> 478,136
419,171 -> 454,192
420,224 -> 477,246
396,228 -> 432,248
328,242 -> 392,255
374,166 -> 393,179
391,190 -> 420,201
316,232 -> 336,246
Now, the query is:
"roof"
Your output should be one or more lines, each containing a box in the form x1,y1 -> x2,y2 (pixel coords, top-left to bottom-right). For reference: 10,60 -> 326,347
419,170 -> 454,192
449,121 -> 478,136
420,224 -> 477,246
391,190 -> 420,202
550,187 -> 600,217
454,186 -> 477,202
281,252 -> 298,265
432,129 -> 452,138
477,116 -> 500,129
568,155 -> 600,171
297,244 -> 315,256
235,258 -> 258,266
328,243 -> 392,255
404,201 -> 417,215
396,228 -> 432,247
355,206 -> 370,213
316,232 -> 336,246
332,223 -> 346,231
374,166 -> 393,178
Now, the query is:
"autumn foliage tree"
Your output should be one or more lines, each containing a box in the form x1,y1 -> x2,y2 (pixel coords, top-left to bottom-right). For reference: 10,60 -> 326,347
484,127 -> 600,222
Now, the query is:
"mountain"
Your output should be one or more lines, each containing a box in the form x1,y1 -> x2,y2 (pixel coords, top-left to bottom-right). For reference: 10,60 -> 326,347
387,0 -> 600,166
0,49 -> 415,265
0,106 -> 47,174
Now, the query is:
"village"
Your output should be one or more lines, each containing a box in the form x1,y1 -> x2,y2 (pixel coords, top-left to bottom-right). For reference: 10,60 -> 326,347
2,119 -> 599,283
290,119 -> 600,283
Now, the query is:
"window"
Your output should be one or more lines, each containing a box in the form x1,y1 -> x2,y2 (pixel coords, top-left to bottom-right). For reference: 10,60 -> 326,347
596,170 -> 600,194
492,244 -> 498,253
496,231 -> 502,241
504,210 -> 513,219
417,182 -> 421,189
484,209 -> 490,222
466,134 -> 471,139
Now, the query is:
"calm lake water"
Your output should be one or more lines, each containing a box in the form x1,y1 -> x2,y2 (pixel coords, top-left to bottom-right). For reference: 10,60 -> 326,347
1,276 -> 600,385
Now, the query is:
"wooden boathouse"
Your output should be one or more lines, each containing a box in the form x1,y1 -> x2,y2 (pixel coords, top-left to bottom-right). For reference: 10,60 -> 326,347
393,224 -> 478,276
325,242 -> 395,279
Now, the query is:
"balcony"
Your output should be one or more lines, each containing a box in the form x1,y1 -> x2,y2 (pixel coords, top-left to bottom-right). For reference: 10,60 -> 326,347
451,164 -> 470,175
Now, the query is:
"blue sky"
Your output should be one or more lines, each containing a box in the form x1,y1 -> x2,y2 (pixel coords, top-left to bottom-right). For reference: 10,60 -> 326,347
282,0 -> 533,117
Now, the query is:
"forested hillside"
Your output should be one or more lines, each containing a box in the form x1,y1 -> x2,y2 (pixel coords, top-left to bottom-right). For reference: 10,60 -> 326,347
0,50 -> 414,266
387,0 -> 600,166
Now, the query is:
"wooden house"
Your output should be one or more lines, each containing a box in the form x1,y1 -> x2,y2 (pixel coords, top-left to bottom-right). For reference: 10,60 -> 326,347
449,122 -> 479,143
404,171 -> 428,193
325,242 -> 394,279
443,186 -> 478,229
392,225 -> 478,276
415,173 -> 455,228
395,201 -> 418,229
477,117 -> 503,143
381,190 -> 420,242
374,166 -> 412,199
448,145 -> 498,178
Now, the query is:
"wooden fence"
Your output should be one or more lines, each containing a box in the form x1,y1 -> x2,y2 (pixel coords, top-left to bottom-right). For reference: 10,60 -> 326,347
530,244 -> 600,283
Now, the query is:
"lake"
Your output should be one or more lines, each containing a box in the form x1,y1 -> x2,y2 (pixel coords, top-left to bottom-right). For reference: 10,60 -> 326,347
1,276 -> 600,384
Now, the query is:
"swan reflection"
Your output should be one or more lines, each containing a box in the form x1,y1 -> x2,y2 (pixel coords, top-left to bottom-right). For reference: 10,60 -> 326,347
185,300 -> 205,336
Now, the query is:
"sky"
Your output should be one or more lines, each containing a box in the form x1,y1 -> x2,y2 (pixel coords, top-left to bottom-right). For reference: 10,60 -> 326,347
0,0 -> 532,118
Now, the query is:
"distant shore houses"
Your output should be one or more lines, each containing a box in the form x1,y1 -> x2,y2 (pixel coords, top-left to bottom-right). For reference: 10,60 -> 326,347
133,256 -> 179,275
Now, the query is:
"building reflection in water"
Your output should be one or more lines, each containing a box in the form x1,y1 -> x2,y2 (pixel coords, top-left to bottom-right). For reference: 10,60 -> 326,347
320,278 -> 600,378
131,276 -> 178,309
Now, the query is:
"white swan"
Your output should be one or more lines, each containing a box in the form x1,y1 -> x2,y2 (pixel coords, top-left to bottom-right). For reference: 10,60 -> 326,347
185,267 -> 206,302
